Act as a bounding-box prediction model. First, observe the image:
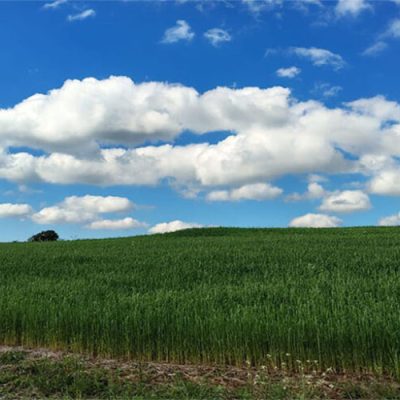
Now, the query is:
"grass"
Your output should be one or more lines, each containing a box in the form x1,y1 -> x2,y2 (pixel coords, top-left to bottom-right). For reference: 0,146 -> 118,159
1,349 -> 400,399
1,227 -> 400,376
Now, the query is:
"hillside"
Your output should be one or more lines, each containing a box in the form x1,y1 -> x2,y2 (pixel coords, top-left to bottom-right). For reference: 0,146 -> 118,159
1,227 -> 400,377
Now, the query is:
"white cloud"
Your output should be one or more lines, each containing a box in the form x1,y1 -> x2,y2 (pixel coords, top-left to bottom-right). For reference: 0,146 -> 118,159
361,155 -> 400,196
86,217 -> 147,230
204,28 -> 232,46
276,66 -> 301,78
0,76 -> 353,159
8,130 -> 346,188
307,182 -> 327,198
242,0 -> 321,14
290,47 -> 345,69
161,20 -> 195,44
62,195 -> 133,214
289,213 -> 342,228
363,19 -> 400,58
149,220 -> 204,234
43,0 -> 67,9
290,0 -> 322,12
379,213 -> 400,226
288,181 -> 370,213
362,41 -> 388,57
368,168 -> 400,196
0,77 -> 199,153
346,96 -> 400,122
2,76 -> 400,200
206,183 -> 282,201
286,182 -> 326,201
322,86 -> 342,97
242,0 -> 283,14
31,195 -> 133,224
0,203 -> 32,218
335,0 -> 371,17
319,190 -> 371,213
0,78 -> 347,187
313,82 -> 342,98
67,9 -> 95,22
32,206 -> 93,225
308,174 -> 328,183
385,19 -> 400,39
359,154 -> 392,173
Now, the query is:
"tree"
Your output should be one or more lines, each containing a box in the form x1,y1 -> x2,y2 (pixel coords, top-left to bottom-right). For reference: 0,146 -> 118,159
28,230 -> 59,242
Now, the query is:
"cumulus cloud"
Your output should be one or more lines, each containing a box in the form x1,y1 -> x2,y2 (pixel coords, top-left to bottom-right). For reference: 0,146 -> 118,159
290,47 -> 345,69
360,155 -> 400,196
319,190 -> 371,213
2,76 -> 400,201
379,213 -> 400,226
308,182 -> 327,198
64,195 -> 132,213
86,217 -> 147,230
286,182 -> 326,201
149,220 -> 204,234
0,203 -> 32,218
276,66 -> 301,78
161,20 -> 194,43
346,96 -> 400,121
335,0 -> 371,17
0,77 -> 199,153
288,181 -> 370,213
32,207 -> 92,225
31,195 -> 133,224
0,194 -> 146,230
289,213 -> 342,228
0,77 -> 346,188
67,9 -> 95,22
368,169 -> 400,196
206,183 -> 282,201
204,28 -> 232,46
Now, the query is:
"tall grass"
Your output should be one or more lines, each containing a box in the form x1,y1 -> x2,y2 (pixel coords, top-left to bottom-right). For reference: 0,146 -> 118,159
1,227 -> 400,374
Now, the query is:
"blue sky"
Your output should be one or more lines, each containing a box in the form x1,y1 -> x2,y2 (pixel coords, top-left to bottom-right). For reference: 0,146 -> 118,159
1,0 -> 400,241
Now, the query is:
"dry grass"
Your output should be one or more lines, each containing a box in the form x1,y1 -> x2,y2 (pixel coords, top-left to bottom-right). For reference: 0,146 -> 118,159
1,346 -> 400,399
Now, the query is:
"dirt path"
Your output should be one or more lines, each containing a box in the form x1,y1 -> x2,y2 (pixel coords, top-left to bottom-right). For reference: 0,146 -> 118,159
1,345 -> 399,399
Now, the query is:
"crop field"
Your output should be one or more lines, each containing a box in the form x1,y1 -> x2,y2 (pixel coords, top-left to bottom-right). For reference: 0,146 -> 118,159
1,227 -> 400,377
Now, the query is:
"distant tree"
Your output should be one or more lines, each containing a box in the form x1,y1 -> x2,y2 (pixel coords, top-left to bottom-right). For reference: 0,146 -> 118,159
28,230 -> 59,242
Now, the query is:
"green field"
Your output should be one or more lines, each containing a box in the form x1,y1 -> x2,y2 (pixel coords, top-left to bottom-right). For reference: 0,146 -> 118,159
1,227 -> 400,376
